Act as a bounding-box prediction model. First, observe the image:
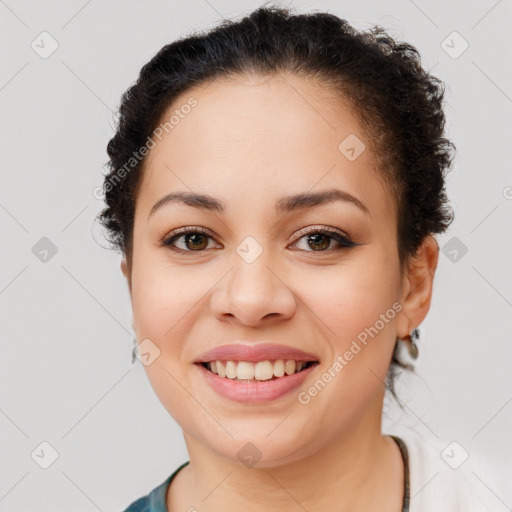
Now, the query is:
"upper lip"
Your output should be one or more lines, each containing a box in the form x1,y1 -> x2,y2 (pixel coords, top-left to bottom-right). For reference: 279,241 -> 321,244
195,343 -> 320,363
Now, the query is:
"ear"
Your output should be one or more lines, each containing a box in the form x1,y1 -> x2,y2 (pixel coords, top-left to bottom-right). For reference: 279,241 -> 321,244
396,235 -> 439,337
120,258 -> 131,294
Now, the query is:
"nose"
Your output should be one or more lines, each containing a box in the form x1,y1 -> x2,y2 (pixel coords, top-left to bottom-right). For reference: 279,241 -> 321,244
211,251 -> 296,327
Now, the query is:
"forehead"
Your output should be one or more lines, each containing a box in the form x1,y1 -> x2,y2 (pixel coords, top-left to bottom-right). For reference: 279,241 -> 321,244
136,72 -> 395,220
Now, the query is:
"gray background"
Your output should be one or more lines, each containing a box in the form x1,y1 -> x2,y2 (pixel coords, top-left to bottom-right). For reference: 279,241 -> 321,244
1,0 -> 511,510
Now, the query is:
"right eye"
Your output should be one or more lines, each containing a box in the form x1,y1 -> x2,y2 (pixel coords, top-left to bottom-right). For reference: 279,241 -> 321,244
160,226 -> 221,254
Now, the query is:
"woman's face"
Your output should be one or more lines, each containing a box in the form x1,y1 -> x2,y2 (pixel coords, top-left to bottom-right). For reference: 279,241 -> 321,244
123,73 -> 416,466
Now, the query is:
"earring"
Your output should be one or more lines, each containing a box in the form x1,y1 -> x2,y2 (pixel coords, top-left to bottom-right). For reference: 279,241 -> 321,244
131,337 -> 138,364
402,328 -> 419,359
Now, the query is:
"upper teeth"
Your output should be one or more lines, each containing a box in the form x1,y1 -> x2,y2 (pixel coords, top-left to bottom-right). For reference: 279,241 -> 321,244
207,360 -> 311,380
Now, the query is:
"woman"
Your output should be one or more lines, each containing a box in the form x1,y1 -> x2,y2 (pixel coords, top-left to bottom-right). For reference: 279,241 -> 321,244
98,5 -> 492,511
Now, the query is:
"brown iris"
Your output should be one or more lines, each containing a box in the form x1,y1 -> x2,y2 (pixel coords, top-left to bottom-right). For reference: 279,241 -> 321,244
307,233 -> 330,251
184,233 -> 208,250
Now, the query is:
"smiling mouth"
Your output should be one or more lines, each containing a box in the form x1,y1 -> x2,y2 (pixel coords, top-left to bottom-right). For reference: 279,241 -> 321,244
198,359 -> 319,381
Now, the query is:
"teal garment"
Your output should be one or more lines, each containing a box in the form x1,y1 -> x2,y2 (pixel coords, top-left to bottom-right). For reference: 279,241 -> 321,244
121,461 -> 190,512
121,436 -> 409,511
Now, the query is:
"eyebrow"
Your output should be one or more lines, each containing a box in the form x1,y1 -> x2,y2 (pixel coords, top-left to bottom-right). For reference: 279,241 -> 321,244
149,188 -> 370,218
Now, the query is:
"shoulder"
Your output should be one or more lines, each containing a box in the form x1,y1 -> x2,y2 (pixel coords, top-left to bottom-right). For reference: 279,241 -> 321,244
120,475 -> 170,512
392,429 -> 496,512
120,462 -> 190,512
122,493 -> 151,512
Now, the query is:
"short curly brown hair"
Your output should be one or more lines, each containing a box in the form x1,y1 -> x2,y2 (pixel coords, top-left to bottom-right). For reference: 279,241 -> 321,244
97,4 -> 455,400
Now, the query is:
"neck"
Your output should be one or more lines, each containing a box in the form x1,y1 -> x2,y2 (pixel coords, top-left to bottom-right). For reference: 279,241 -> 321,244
167,394 -> 404,512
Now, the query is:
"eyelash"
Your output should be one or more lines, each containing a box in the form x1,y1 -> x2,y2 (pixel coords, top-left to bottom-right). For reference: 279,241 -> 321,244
159,225 -> 359,255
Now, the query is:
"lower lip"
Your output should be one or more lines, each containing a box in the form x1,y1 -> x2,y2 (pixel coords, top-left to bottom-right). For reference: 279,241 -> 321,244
196,362 -> 318,403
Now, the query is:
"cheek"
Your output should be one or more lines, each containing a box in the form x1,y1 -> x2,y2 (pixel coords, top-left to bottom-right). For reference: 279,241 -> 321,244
306,255 -> 400,403
130,261 -> 206,344
130,262 -> 209,429
312,257 -> 399,339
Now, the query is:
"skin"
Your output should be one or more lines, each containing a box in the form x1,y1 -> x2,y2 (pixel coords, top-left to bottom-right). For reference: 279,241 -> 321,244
120,72 -> 439,512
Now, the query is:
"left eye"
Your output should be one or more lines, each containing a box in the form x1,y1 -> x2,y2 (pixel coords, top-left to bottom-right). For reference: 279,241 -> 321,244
290,229 -> 357,252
